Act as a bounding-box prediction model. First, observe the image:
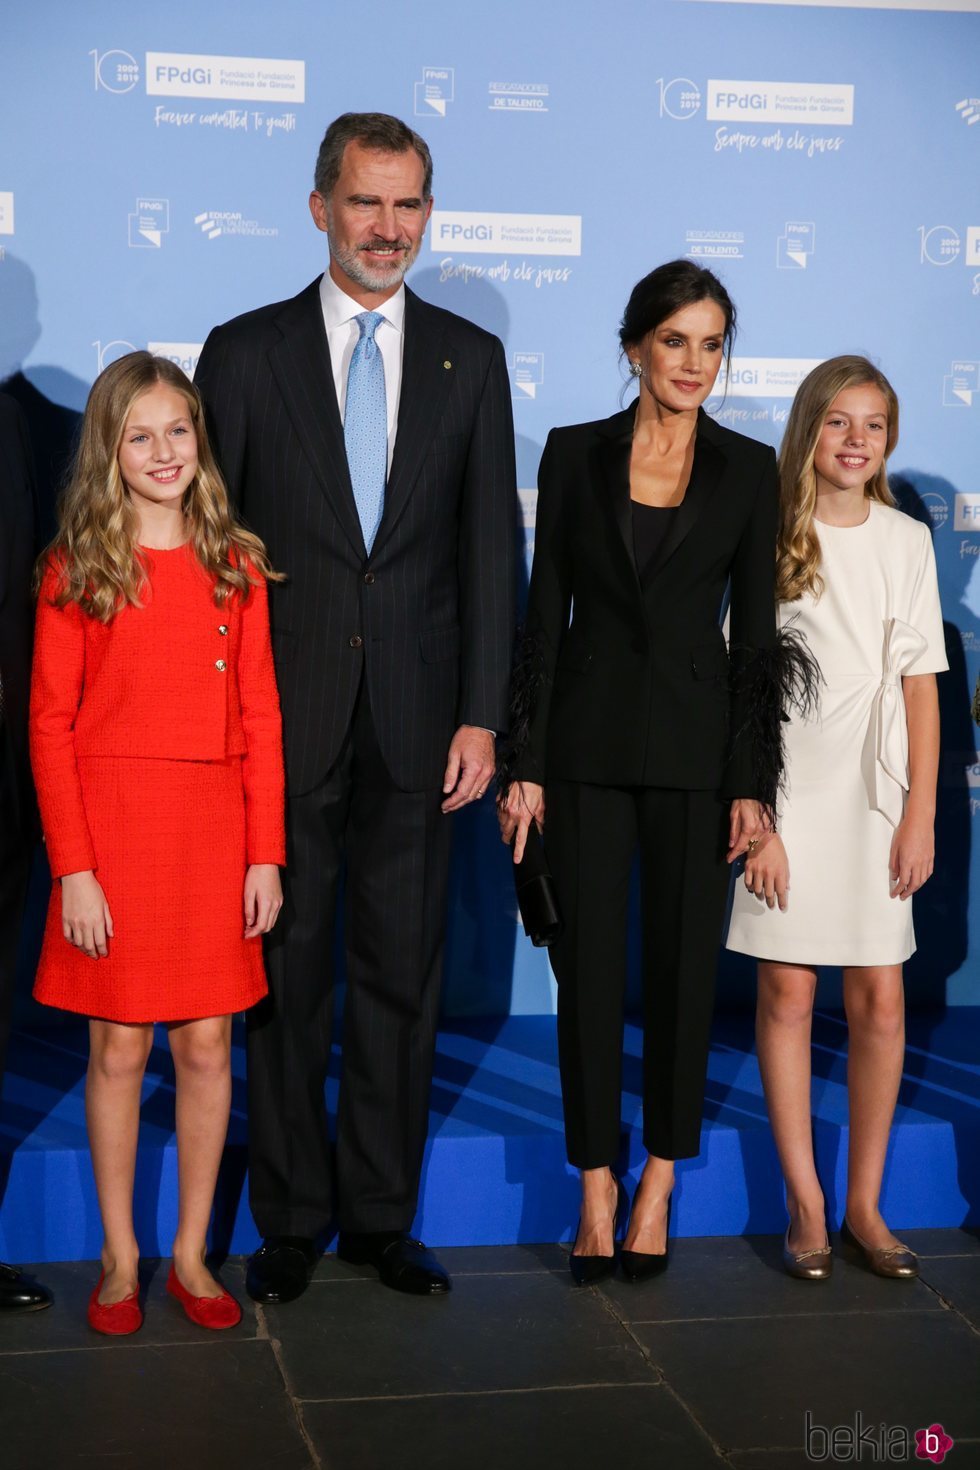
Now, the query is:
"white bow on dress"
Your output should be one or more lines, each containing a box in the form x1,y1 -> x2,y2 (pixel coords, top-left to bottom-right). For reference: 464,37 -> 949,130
866,618 -> 928,828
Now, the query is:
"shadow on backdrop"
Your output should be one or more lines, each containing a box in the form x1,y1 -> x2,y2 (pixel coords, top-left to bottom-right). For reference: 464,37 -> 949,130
891,473 -> 973,1009
0,252 -> 86,544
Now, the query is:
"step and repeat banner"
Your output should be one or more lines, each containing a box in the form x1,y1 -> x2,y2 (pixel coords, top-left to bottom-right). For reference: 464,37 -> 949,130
2,0 -> 978,1010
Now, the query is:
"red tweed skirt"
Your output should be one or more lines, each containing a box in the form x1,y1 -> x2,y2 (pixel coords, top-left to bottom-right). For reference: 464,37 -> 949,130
33,756 -> 268,1023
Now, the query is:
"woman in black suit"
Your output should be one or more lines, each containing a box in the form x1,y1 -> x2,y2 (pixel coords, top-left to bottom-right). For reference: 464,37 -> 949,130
500,261 -> 810,1284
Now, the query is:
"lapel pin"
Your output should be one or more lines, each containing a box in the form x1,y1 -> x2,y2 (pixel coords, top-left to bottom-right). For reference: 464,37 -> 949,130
443,360 -> 452,369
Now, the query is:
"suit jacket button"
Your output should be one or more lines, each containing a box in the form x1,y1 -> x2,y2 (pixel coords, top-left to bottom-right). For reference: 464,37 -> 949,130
349,634 -> 363,649
218,624 -> 229,635
363,572 -> 375,585
215,659 -> 227,671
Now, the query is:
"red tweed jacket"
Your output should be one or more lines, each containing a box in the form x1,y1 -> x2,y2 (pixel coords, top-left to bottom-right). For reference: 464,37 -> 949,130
29,547 -> 285,877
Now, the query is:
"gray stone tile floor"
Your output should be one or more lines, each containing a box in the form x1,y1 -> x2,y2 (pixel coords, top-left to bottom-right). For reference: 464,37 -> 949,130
0,1230 -> 976,1470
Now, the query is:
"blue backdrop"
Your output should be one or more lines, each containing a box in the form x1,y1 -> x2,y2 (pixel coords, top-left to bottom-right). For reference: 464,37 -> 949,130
2,0 -> 978,1013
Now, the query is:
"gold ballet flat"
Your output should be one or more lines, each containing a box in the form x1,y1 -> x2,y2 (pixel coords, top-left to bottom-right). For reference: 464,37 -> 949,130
782,1227 -> 833,1280
840,1217 -> 919,1279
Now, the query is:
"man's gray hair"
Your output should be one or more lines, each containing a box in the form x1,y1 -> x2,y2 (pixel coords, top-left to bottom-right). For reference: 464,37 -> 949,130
313,112 -> 433,200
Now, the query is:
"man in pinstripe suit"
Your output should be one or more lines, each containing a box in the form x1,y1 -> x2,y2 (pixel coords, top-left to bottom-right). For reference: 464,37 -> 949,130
196,113 -> 516,1301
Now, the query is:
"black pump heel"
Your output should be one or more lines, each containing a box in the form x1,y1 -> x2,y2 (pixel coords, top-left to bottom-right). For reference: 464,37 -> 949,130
620,1194 -> 672,1282
569,1177 -> 630,1287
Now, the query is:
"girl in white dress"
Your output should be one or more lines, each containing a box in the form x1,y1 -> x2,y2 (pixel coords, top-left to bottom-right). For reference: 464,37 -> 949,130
727,356 -> 946,1280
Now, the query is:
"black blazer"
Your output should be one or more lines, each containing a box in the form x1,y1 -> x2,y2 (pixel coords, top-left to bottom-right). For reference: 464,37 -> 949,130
517,403 -> 777,796
195,279 -> 516,796
0,392 -> 39,842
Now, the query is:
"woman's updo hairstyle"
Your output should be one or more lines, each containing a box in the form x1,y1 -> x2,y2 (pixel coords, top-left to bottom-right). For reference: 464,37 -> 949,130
619,259 -> 737,362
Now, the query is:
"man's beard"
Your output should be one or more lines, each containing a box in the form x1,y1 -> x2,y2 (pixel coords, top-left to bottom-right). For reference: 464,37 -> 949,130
329,231 -> 419,292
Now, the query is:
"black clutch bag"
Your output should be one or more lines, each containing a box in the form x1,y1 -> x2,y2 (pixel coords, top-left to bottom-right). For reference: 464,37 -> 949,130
512,821 -> 563,947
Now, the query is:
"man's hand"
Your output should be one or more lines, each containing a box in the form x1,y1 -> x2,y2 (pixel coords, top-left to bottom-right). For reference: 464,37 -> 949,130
442,726 -> 495,813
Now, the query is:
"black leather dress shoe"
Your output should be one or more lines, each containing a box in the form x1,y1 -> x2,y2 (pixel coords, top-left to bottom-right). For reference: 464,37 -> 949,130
0,1261 -> 53,1311
336,1231 -> 451,1295
245,1237 -> 318,1304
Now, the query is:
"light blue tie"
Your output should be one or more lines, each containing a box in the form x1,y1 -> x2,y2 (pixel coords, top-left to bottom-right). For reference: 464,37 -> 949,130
344,310 -> 387,553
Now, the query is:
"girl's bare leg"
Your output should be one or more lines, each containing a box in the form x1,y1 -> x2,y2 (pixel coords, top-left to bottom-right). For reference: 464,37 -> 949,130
168,1014 -> 233,1297
756,962 -> 827,1252
843,964 -> 906,1250
86,1019 -> 154,1302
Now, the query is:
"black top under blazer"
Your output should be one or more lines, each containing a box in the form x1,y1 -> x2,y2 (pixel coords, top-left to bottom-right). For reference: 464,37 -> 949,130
195,278 -> 516,797
0,392 -> 39,843
517,403 -> 778,797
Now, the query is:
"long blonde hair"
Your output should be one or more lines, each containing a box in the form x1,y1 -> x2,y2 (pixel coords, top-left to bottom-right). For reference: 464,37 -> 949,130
39,351 -> 282,620
776,355 -> 898,603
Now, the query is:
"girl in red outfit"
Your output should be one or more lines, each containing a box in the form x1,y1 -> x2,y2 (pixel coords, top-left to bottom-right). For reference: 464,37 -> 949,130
30,352 -> 285,1334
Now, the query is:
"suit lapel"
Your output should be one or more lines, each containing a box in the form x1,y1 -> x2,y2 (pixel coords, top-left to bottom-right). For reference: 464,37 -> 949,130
268,278 -> 367,559
645,416 -> 725,580
374,289 -> 455,550
593,405 -> 640,592
592,404 -> 729,588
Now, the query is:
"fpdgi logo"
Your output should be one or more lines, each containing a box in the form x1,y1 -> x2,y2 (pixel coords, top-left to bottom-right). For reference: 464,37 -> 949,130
943,361 -> 978,408
955,97 -> 979,127
146,53 -> 305,102
509,353 -> 544,400
148,342 -> 203,378
128,197 -> 169,249
657,78 -> 701,119
707,80 -> 854,126
715,357 -> 823,398
955,492 -> 980,531
414,67 -> 454,118
91,49 -> 140,93
920,225 -> 961,266
777,221 -> 815,270
431,212 -> 581,257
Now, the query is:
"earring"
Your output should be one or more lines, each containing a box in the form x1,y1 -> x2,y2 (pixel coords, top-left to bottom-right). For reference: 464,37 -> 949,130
629,360 -> 642,378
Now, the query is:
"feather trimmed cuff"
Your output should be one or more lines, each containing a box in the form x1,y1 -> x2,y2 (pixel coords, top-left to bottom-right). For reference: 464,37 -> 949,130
496,625 -> 549,793
729,623 -> 822,824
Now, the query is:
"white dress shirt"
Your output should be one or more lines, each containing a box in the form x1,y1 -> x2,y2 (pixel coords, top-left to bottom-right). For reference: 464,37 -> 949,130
319,270 -> 405,475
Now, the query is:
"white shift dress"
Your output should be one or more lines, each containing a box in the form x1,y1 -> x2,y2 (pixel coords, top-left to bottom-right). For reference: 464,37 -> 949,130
726,501 -> 947,966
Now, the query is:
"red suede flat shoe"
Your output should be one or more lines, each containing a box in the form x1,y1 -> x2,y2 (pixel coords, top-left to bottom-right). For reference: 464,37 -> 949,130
166,1266 -> 242,1329
87,1270 -> 143,1335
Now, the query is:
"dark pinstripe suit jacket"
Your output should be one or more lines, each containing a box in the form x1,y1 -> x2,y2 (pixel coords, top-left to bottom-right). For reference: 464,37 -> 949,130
195,278 -> 517,796
0,392 -> 38,844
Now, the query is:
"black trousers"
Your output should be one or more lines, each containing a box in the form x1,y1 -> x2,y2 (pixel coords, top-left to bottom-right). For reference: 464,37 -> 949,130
246,681 -> 452,1238
0,752 -> 31,1094
545,781 -> 731,1168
